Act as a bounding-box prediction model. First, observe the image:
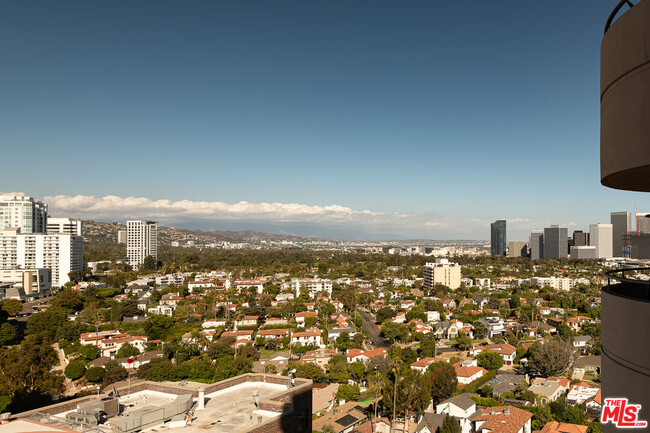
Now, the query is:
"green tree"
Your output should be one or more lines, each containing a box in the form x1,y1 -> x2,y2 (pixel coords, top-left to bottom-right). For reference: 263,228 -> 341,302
64,361 -> 86,380
116,342 -> 140,359
103,366 -> 128,385
77,345 -> 101,362
418,333 -> 436,358
382,369 -> 430,431
120,300 -> 141,318
376,307 -> 396,323
326,355 -> 350,383
51,289 -> 84,313
1,299 -> 22,317
0,323 -> 17,345
438,414 -> 461,433
292,361 -> 326,383
142,255 -> 158,271
473,321 -> 488,339
143,315 -> 175,340
476,350 -> 504,370
429,364 -> 457,405
336,383 -> 361,402
26,309 -> 67,337
85,367 -> 105,383
456,331 -> 472,351
381,321 -> 409,342
528,337 -> 572,376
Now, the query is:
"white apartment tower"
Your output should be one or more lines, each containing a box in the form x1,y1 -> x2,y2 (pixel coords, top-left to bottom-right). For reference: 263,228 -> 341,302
47,217 -> 83,236
126,220 -> 157,268
589,223 -> 614,258
0,228 -> 83,287
423,259 -> 462,291
0,195 -> 48,233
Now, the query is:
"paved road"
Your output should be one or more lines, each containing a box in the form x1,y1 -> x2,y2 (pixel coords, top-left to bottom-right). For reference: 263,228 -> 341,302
357,308 -> 390,349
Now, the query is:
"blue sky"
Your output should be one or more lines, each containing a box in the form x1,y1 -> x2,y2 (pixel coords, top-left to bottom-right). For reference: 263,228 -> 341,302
0,1 -> 645,240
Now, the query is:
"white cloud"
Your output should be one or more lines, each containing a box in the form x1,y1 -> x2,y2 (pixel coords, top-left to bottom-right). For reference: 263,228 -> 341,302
41,194 -> 549,239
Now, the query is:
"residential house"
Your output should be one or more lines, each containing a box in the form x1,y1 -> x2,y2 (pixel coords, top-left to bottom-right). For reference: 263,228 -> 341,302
414,413 -> 448,433
426,310 -> 441,324
391,311 -> 407,323
566,382 -> 600,405
482,344 -> 517,365
295,311 -> 318,327
291,329 -> 325,348
573,356 -> 601,377
410,357 -> 444,373
481,373 -> 528,397
256,328 -> 290,340
435,393 -> 478,433
455,361 -> 487,386
479,317 -> 507,338
233,278 -> 266,294
528,378 -> 564,404
433,321 -> 459,339
327,327 -> 358,342
539,421 -> 588,433
221,330 -> 254,342
472,405 -> 532,433
311,401 -> 369,433
202,319 -> 227,328
253,351 -> 290,373
312,383 -> 340,415
235,315 -> 259,328
345,348 -> 388,364
442,298 -> 457,309
302,348 -> 337,369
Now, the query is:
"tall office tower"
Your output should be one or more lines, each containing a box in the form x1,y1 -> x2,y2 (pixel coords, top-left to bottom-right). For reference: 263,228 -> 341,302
589,223 -> 614,258
117,229 -> 127,244
600,2 -> 650,427
529,230 -> 544,259
572,230 -> 588,247
490,220 -> 506,257
507,241 -> 528,258
47,218 -> 82,236
543,225 -> 568,258
0,195 -> 48,233
126,220 -> 157,268
423,259 -> 461,291
0,228 -> 83,287
611,211 -> 631,257
636,212 -> 650,233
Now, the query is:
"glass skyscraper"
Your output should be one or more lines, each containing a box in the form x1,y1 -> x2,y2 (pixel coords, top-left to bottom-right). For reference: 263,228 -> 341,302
490,220 -> 506,257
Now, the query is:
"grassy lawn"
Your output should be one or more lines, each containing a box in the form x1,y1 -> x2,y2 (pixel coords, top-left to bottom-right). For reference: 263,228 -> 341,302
259,348 -> 285,359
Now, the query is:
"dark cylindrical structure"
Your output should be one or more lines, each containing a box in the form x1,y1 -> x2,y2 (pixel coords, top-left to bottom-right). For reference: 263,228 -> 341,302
601,0 -> 650,191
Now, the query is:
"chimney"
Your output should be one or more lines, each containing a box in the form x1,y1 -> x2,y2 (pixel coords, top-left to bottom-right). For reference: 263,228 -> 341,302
197,387 -> 205,410
504,407 -> 510,416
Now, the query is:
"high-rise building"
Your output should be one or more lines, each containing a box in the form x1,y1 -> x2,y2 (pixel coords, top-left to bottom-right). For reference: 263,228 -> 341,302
0,195 -> 48,234
543,225 -> 568,258
423,259 -> 461,291
572,230 -> 588,247
570,246 -> 597,259
611,211 -> 631,257
117,229 -> 127,244
529,230 -> 544,259
47,218 -> 82,236
636,212 -> 650,234
0,228 -> 83,287
490,220 -> 506,257
507,241 -> 528,258
126,220 -> 157,268
589,223 -> 614,258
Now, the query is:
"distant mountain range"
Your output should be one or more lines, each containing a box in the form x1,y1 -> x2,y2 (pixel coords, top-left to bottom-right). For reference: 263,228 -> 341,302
82,220 -> 326,246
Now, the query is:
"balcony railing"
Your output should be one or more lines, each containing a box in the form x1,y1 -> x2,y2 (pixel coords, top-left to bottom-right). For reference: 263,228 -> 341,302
605,0 -> 637,34
604,267 -> 650,300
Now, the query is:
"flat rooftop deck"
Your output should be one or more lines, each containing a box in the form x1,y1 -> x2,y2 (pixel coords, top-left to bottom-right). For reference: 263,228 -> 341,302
111,382 -> 287,433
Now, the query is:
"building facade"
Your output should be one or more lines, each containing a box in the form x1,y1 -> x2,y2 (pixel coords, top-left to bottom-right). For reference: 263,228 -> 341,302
611,211 -> 631,257
423,259 -> 461,291
47,217 -> 83,236
529,230 -> 544,259
0,228 -> 83,287
507,241 -> 527,258
0,195 -> 48,234
543,225 -> 568,259
126,220 -> 157,268
589,223 -> 613,258
491,220 -> 506,257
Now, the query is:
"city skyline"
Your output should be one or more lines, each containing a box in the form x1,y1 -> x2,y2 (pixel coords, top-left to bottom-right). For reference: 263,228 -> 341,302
2,1 -> 649,240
